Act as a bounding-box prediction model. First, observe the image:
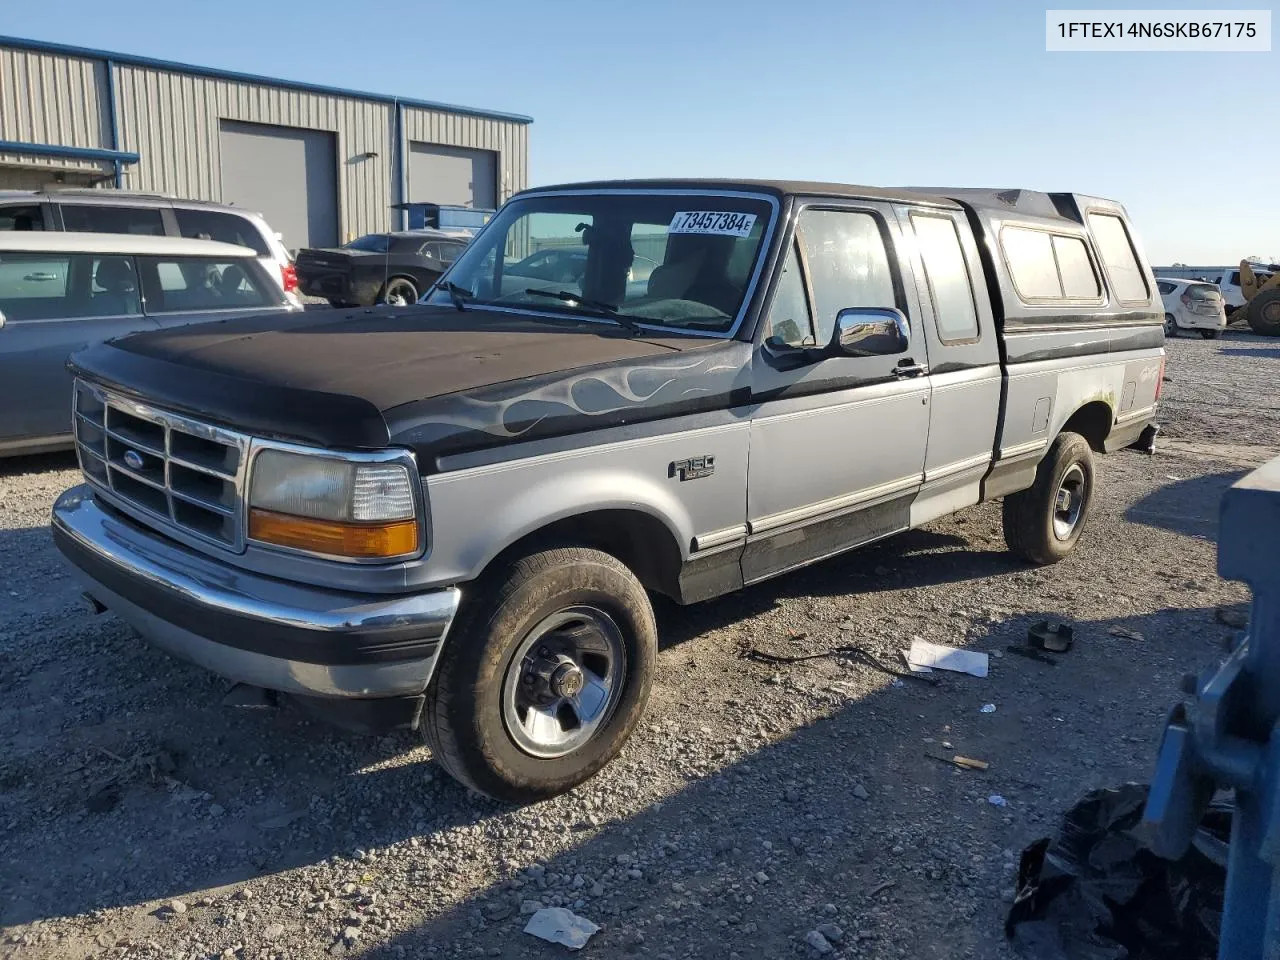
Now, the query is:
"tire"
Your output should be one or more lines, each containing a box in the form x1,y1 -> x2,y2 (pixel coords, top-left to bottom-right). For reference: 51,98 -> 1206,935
378,277 -> 419,307
1164,314 -> 1177,337
422,547 -> 657,804
1002,432 -> 1095,565
1247,288 -> 1280,337
327,297 -> 357,308
1199,329 -> 1218,340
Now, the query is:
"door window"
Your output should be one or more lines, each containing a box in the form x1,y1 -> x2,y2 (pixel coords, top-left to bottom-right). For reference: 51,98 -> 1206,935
911,213 -> 979,342
174,208 -> 270,255
794,210 -> 896,346
0,253 -> 140,320
139,257 -> 273,313
763,241 -> 815,348
60,204 -> 165,236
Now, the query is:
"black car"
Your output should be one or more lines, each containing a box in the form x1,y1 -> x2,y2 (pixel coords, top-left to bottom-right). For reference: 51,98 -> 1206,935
295,230 -> 470,307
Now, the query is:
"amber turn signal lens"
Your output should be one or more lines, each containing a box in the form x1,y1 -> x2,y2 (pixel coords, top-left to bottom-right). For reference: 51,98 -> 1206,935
248,508 -> 419,559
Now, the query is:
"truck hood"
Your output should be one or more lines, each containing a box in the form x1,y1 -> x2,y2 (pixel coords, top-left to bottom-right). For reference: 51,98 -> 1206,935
69,304 -> 750,466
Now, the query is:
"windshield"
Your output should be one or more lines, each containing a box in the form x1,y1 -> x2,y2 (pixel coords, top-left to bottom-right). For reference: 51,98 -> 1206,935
344,234 -> 391,253
427,192 -> 774,335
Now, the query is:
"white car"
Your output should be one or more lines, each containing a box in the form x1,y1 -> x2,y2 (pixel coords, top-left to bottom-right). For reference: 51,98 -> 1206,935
1156,278 -> 1226,339
0,189 -> 301,307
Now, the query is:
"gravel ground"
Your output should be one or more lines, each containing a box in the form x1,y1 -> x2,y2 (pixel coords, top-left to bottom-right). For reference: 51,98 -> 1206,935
2,332 -> 1277,960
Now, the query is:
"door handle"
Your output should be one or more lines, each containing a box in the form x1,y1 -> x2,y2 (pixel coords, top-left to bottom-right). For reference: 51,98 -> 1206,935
22,272 -> 58,282
894,361 -> 928,378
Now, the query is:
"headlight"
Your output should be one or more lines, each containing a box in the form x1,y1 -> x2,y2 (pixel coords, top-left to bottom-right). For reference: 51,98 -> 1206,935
248,449 -> 420,560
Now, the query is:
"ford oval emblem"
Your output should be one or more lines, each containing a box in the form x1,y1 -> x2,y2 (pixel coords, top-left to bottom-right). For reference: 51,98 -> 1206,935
123,449 -> 145,470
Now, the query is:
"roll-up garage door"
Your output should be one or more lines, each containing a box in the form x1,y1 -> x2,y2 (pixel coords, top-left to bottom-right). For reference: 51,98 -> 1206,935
219,120 -> 338,251
408,143 -> 497,209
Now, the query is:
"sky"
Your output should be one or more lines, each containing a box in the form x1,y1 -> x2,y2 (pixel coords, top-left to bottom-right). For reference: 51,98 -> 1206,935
3,0 -> 1275,264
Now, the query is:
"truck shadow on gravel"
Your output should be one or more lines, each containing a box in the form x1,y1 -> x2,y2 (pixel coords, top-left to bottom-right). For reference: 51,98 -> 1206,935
1124,470 -> 1245,541
656,527 -> 1019,650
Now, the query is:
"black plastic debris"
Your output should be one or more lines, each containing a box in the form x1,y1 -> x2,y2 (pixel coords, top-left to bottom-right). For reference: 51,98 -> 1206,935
1006,784 -> 1228,960
1028,620 -> 1075,653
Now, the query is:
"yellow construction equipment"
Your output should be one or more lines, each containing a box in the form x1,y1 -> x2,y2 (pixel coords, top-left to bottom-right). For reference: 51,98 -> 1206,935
1233,260 -> 1280,336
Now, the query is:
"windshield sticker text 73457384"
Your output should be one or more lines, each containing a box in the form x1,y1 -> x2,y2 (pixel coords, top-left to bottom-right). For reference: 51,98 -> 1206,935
668,211 -> 757,238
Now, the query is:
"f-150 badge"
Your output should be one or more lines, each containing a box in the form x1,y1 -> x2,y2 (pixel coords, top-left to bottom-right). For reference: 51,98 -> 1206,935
670,456 -> 715,481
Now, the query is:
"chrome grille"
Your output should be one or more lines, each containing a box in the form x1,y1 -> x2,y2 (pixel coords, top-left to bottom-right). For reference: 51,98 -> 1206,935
73,380 -> 249,550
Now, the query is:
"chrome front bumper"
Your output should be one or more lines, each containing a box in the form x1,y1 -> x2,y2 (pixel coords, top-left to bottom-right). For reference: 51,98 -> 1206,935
51,485 -> 460,699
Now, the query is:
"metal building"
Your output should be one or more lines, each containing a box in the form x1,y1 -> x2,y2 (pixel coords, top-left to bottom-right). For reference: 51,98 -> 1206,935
0,36 -> 531,249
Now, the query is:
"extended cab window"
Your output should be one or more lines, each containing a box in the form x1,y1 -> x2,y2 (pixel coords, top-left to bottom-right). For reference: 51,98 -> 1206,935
795,209 -> 896,345
60,204 -> 165,236
0,253 -> 140,320
139,256 -> 273,313
911,213 -> 978,342
1087,212 -> 1148,302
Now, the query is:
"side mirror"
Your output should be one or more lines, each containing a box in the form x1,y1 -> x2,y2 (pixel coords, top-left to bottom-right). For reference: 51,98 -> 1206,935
833,307 -> 909,357
0,309 -> 6,331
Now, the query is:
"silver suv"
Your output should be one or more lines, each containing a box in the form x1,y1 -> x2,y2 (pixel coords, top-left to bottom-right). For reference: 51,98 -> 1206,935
0,189 -> 300,306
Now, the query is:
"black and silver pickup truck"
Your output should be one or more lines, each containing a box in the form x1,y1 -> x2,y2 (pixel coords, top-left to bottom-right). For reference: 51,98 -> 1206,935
52,180 -> 1164,802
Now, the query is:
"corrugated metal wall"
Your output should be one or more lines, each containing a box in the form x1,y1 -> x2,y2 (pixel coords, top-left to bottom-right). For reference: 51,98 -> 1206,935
0,45 -> 109,173
113,65 -> 398,239
402,107 -> 528,206
0,42 -> 530,238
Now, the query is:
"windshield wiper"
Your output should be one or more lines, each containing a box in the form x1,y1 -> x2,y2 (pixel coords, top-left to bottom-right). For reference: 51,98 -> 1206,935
433,280 -> 474,312
524,289 -> 641,334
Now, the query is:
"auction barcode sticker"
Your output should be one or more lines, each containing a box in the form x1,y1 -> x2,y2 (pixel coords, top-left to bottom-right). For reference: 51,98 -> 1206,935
1046,10 -> 1271,50
669,211 -> 757,238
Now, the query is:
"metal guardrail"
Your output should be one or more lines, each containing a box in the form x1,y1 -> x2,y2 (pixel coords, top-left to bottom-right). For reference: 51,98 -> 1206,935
1143,455 -> 1280,960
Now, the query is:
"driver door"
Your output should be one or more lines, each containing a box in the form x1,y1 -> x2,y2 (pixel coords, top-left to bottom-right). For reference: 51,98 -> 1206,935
743,203 -> 930,583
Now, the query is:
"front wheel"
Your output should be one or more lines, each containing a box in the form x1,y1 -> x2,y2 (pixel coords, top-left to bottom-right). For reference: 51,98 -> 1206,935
422,547 -> 657,804
378,277 -> 419,307
1002,432 -> 1095,565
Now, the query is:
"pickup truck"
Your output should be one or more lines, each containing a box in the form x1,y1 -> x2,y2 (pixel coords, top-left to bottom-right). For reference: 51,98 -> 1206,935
51,179 -> 1165,803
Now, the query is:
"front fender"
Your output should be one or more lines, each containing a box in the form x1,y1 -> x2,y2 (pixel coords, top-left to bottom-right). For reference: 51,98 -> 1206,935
420,423 -> 751,586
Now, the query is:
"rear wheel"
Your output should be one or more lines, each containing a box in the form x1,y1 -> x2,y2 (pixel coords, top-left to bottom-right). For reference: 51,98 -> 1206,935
1164,314 -> 1177,337
1002,432 -> 1095,565
422,547 -> 657,804
1199,329 -> 1220,340
1247,289 -> 1280,337
378,277 -> 419,307
327,297 -> 357,308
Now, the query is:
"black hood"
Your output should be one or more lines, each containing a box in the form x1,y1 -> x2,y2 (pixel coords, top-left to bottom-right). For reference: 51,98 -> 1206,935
69,304 -> 751,467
